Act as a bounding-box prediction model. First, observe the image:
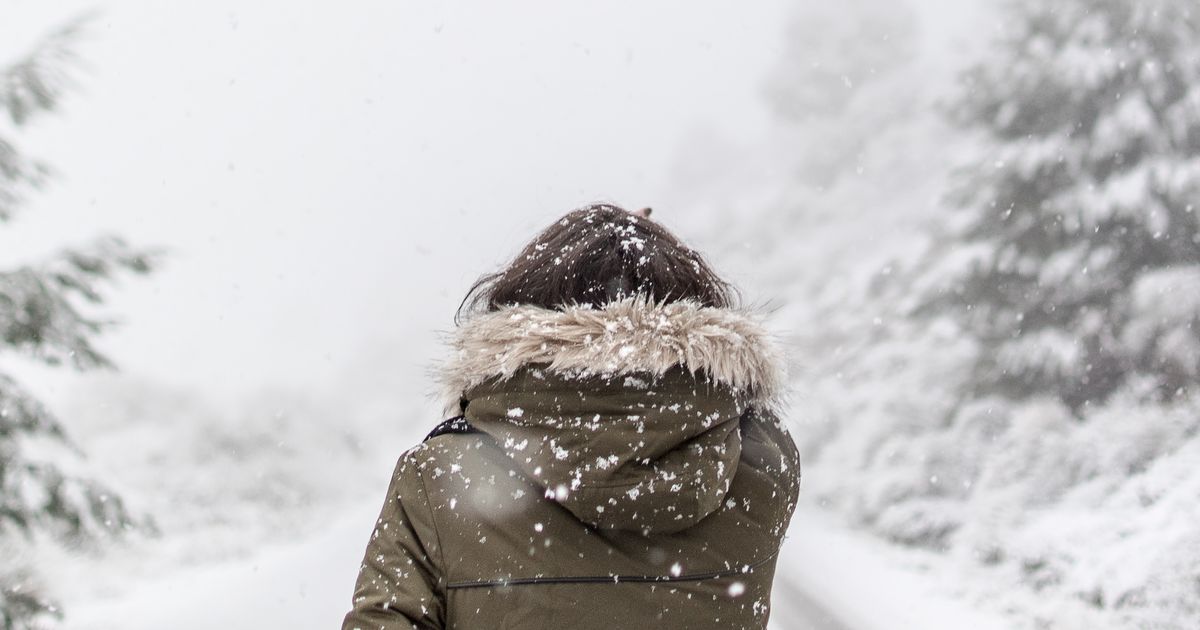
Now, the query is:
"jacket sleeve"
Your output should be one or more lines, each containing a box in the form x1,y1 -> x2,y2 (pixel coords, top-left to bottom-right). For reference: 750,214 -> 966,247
342,450 -> 446,630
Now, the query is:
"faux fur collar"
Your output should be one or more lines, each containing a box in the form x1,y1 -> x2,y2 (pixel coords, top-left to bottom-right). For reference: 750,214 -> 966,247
436,298 -> 786,413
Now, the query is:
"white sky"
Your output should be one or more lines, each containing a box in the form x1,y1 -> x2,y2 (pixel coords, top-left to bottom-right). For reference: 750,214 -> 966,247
0,0 -> 791,410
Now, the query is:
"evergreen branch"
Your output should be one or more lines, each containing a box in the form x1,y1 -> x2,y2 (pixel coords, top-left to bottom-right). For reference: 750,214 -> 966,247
0,15 -> 93,127
0,237 -> 161,370
0,14 -> 91,222
0,374 -> 67,443
0,373 -> 138,543
0,455 -> 140,542
42,235 -> 160,303
0,572 -> 60,630
0,131 -> 53,223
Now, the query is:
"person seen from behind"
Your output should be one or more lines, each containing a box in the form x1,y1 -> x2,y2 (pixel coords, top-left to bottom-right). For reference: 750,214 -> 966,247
341,203 -> 800,629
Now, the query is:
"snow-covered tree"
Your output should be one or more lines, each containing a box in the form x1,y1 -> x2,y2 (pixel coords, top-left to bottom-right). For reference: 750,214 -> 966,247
922,0 -> 1200,411
1,19 -> 157,630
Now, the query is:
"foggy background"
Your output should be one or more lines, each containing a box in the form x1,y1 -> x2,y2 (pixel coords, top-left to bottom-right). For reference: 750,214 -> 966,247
1,0 -> 794,407
3,1 -> 1197,629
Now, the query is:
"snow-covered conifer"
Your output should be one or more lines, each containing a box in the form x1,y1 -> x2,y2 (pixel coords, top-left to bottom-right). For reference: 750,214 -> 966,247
923,0 -> 1200,410
0,18 -> 157,629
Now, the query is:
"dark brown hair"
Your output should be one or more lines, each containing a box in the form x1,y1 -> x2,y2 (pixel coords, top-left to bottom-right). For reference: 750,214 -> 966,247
457,203 -> 736,322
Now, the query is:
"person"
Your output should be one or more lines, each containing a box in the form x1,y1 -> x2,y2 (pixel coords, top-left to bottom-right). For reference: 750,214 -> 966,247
340,203 -> 800,630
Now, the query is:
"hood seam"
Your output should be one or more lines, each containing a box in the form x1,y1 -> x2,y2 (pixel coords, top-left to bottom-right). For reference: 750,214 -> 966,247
445,547 -> 780,589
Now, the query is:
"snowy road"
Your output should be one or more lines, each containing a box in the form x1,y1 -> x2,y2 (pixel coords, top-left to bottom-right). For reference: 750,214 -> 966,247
62,503 -> 859,630
62,504 -> 375,630
60,500 -> 1018,630
770,576 -> 855,630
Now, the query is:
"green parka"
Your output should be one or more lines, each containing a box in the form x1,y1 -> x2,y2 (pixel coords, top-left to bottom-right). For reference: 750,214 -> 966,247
342,299 -> 800,630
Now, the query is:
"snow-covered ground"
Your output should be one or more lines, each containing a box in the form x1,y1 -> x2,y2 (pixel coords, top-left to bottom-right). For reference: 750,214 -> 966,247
48,484 -> 1014,630
778,510 -> 1012,630
60,502 -> 375,630
39,362 -> 1193,630
32,376 -> 1017,630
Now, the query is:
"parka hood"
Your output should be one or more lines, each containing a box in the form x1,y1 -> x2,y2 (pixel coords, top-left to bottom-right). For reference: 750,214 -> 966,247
436,298 -> 786,534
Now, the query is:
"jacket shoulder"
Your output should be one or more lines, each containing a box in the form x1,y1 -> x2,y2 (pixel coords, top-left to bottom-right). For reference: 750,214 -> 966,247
402,424 -> 503,484
740,408 -> 801,494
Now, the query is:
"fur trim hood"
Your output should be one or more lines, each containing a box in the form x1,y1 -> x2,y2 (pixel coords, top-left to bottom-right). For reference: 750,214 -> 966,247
436,297 -> 786,413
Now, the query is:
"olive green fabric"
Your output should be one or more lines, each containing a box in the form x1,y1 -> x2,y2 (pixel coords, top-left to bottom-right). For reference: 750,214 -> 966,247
342,367 -> 800,630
